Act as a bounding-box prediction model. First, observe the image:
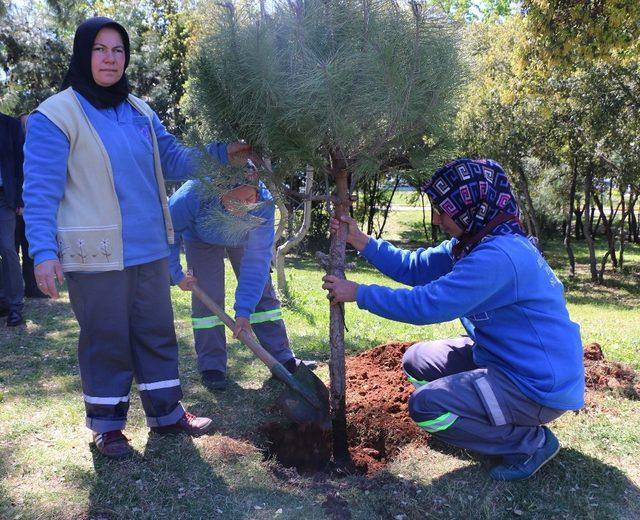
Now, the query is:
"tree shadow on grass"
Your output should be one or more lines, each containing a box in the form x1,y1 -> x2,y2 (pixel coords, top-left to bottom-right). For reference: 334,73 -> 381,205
65,431 -> 302,519
0,445 -> 17,518
81,435 -> 231,519
0,292 -> 80,400
345,445 -> 640,520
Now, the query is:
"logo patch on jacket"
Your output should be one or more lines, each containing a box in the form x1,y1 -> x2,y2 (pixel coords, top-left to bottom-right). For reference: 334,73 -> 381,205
468,312 -> 490,322
138,123 -> 152,145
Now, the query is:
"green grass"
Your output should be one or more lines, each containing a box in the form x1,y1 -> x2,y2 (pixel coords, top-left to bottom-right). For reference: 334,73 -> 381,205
1,210 -> 639,519
390,190 -> 422,207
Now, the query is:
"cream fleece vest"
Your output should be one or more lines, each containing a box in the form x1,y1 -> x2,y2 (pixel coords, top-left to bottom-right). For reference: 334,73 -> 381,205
36,87 -> 174,272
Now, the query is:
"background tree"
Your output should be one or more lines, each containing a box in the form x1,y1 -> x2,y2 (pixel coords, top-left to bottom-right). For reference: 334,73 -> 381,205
1,0 -> 192,132
456,14 -> 545,244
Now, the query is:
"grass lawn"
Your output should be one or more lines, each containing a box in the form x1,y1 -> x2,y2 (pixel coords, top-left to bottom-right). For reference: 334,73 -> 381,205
1,208 -> 639,520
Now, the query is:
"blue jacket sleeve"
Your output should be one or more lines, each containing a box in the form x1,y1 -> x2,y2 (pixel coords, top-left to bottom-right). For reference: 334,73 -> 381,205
152,113 -> 229,181
233,203 -> 276,318
360,237 -> 455,286
22,112 -> 70,266
356,243 -> 518,325
167,184 -> 200,285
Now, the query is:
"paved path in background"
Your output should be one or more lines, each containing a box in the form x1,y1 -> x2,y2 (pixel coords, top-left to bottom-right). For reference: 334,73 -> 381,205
389,205 -> 429,212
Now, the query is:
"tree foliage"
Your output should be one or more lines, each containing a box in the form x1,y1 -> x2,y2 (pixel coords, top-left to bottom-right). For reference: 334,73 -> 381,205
522,0 -> 640,67
186,0 -> 462,180
0,0 -> 192,132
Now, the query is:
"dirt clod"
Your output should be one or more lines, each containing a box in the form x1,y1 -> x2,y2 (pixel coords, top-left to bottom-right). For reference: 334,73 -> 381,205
583,342 -> 640,401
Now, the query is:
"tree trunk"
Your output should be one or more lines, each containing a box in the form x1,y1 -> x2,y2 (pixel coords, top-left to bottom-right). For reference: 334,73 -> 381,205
581,172 -> 598,282
607,184 -> 620,269
590,204 -> 598,235
420,192 -> 430,243
327,150 -> 351,465
564,161 -> 578,277
431,221 -> 439,244
365,175 -> 379,236
270,182 -> 288,270
275,166 -> 314,295
629,190 -> 639,243
598,250 -> 610,284
574,204 -> 584,240
592,191 -> 618,272
515,165 -> 542,249
619,186 -> 626,269
375,173 -> 400,239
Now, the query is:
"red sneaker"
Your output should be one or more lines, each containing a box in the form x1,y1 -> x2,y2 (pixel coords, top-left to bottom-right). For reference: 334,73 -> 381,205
92,430 -> 133,459
150,411 -> 214,437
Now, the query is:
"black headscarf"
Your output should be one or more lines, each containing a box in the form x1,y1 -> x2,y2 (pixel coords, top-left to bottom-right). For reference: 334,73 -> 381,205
61,17 -> 131,109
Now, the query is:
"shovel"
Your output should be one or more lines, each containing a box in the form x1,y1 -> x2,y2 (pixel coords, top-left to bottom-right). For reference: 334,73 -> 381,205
191,284 -> 331,429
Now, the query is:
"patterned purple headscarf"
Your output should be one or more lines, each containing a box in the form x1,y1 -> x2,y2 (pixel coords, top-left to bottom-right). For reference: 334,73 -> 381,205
421,158 -> 526,258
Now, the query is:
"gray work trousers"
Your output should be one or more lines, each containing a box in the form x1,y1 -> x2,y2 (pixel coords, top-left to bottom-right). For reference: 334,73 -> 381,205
0,192 -> 24,311
403,337 -> 565,459
185,239 -> 294,374
66,258 -> 185,433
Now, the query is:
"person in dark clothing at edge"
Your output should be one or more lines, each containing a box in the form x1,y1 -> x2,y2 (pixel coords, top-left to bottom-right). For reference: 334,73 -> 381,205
168,165 -> 314,391
322,158 -> 584,481
23,17 -> 254,459
16,113 -> 48,300
0,111 -> 25,326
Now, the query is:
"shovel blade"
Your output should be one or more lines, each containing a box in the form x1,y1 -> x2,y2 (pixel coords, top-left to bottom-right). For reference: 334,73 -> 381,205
277,363 -> 331,430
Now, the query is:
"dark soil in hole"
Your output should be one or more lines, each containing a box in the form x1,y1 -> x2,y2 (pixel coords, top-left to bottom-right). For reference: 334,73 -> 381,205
261,341 -> 427,475
261,341 -> 640,475
259,422 -> 333,472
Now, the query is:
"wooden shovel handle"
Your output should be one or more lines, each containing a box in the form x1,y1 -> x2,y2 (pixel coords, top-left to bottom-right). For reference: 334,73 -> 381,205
191,284 -> 278,370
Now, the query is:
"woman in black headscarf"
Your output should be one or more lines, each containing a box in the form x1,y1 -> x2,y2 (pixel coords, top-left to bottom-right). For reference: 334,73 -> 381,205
23,17 -> 251,459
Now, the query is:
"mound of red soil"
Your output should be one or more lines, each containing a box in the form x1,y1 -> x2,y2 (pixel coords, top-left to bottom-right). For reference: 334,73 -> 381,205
262,341 -> 640,475
345,341 -> 428,474
583,342 -> 640,399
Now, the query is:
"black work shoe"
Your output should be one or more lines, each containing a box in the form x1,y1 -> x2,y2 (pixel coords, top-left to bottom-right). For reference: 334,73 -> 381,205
201,370 -> 227,391
25,289 -> 50,299
150,411 -> 214,437
7,310 -> 24,327
93,430 -> 134,459
283,358 -> 318,374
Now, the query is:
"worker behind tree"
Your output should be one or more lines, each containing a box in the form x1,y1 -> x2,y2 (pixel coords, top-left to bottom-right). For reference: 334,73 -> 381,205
322,158 -> 584,482
168,163 -> 313,391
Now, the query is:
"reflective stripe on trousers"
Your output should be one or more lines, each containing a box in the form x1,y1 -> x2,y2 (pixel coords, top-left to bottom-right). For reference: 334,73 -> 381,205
192,308 -> 283,329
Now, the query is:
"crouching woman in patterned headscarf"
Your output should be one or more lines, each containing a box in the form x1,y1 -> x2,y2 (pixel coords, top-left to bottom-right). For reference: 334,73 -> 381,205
22,17 -> 253,459
322,158 -> 584,481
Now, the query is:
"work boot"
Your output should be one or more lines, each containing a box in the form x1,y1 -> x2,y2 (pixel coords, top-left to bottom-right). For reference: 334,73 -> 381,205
92,430 -> 134,459
489,427 -> 560,481
283,358 -> 318,374
201,370 -> 227,391
150,411 -> 214,437
6,310 -> 24,327
25,288 -> 49,299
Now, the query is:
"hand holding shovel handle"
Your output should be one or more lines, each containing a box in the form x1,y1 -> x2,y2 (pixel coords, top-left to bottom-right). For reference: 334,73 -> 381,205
190,284 -> 326,412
